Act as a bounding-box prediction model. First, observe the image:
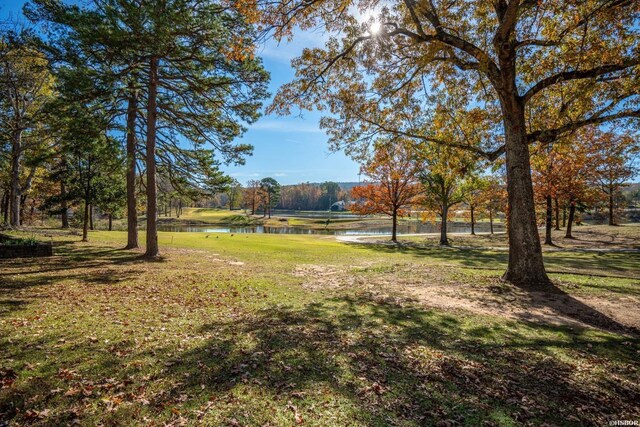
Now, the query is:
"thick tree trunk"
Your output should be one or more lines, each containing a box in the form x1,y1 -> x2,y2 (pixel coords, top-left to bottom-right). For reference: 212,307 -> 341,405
89,204 -> 94,230
108,213 -> 113,231
489,209 -> 494,234
544,194 -> 553,245
565,199 -> 576,239
391,209 -> 397,242
60,180 -> 69,229
440,204 -> 449,245
10,130 -> 23,227
608,187 -> 615,226
145,57 -> 160,257
125,86 -> 139,249
470,205 -> 475,235
554,197 -> 560,230
501,99 -> 550,287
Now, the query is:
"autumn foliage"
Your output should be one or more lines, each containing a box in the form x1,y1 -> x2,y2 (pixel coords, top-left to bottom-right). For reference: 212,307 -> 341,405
350,141 -> 422,242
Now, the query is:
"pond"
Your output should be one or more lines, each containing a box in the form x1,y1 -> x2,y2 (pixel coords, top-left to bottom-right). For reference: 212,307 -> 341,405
157,221 -> 504,236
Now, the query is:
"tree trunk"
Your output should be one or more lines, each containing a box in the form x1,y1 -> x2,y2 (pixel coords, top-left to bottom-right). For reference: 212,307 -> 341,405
470,205 -> 475,235
145,57 -> 160,258
391,209 -> 397,242
565,199 -> 576,239
125,85 -> 139,249
489,209 -> 494,234
440,204 -> 449,245
82,201 -> 89,242
108,213 -> 113,231
19,195 -> 28,225
608,187 -> 615,226
10,130 -> 23,227
562,206 -> 566,227
554,197 -> 560,230
89,204 -> 94,230
544,194 -> 553,245
1,193 -> 7,225
500,97 -> 550,287
61,180 -> 69,229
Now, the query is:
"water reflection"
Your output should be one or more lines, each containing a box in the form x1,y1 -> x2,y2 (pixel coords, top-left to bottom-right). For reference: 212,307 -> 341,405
157,222 -> 504,236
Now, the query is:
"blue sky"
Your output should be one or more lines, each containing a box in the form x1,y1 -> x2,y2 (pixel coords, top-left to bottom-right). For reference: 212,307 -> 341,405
0,1 -> 362,185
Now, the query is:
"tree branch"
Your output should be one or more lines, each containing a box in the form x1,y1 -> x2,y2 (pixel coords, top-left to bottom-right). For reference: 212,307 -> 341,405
527,109 -> 640,144
523,58 -> 640,103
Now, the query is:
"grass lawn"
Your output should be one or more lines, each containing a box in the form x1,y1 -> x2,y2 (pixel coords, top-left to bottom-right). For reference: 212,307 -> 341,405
1,228 -> 639,426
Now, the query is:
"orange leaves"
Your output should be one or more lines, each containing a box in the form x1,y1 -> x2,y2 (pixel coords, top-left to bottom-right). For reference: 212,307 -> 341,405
350,140 -> 422,219
531,126 -> 637,210
233,0 -> 261,25
223,36 -> 256,63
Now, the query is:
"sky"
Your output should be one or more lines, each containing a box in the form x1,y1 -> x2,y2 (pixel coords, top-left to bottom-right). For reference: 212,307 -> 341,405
0,1 -> 362,185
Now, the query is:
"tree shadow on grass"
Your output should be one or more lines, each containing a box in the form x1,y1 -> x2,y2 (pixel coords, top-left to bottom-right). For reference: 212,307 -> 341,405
344,242 -> 638,336
123,296 -> 640,425
2,294 -> 638,426
0,244 -> 149,318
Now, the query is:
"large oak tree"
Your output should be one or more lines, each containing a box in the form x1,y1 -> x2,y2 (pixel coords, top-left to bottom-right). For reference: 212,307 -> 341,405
266,0 -> 640,288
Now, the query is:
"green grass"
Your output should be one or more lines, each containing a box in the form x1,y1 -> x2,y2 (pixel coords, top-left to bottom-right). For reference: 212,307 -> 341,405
1,229 -> 638,426
0,235 -> 39,246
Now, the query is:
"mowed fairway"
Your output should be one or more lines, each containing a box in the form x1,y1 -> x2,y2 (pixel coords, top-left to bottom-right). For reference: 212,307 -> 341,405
1,229 -> 639,426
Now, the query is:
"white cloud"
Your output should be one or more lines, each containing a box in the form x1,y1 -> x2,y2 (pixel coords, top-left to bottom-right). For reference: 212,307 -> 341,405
249,119 -> 324,133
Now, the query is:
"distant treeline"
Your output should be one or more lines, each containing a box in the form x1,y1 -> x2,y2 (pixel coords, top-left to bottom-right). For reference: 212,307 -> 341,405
276,182 -> 355,210
202,181 -> 357,211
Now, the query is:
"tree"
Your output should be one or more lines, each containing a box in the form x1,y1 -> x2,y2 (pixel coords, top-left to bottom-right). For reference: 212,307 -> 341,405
269,0 -> 640,288
226,178 -> 243,210
480,176 -> 507,235
461,175 -> 489,236
0,35 -> 55,227
418,145 -> 474,246
29,0 -> 270,257
536,133 -> 597,240
351,140 -> 422,242
259,177 -> 280,218
319,181 -> 340,209
62,108 -> 124,241
589,130 -> 638,226
531,143 -> 563,245
94,170 -> 126,231
244,179 -> 262,215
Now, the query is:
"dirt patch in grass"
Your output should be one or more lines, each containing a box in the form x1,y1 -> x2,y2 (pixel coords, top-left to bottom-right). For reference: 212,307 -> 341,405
293,264 -> 362,290
292,262 -> 640,333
